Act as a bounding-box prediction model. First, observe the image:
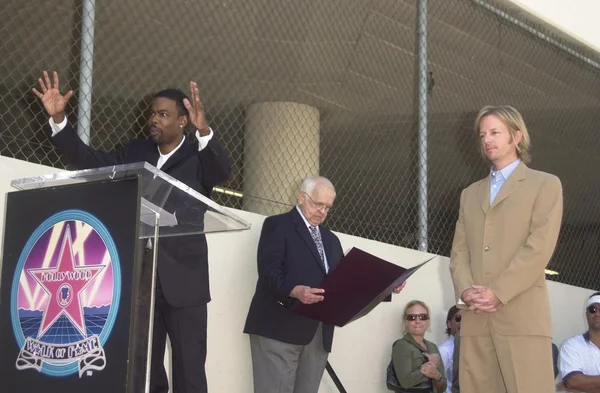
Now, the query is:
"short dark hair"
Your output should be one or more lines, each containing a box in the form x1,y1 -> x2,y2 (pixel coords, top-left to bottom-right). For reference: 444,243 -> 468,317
153,88 -> 189,117
445,305 -> 460,336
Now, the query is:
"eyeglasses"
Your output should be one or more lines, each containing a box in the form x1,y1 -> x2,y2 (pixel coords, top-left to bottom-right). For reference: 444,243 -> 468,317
303,192 -> 333,212
454,315 -> 462,323
587,305 -> 599,314
405,313 -> 429,321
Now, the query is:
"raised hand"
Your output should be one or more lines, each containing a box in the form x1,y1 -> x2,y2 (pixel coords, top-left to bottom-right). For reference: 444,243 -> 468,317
183,81 -> 210,136
32,71 -> 73,123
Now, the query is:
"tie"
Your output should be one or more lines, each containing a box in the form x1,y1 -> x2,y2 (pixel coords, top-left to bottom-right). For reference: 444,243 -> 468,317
309,226 -> 327,272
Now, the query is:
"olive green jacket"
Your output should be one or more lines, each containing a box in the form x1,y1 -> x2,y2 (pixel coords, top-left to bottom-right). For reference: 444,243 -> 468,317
392,333 -> 447,392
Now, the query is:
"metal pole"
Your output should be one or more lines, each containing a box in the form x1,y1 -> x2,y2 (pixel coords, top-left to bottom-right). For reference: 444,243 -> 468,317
77,0 -> 96,145
417,0 -> 428,252
145,214 -> 160,393
471,0 -> 600,71
325,361 -> 347,393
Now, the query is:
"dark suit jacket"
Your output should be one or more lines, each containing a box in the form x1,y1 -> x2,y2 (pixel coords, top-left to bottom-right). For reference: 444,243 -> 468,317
243,207 -> 344,352
50,123 -> 231,307
452,332 -> 460,393
552,342 -> 559,379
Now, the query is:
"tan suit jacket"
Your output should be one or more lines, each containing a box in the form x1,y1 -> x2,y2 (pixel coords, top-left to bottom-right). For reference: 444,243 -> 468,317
449,162 -> 563,337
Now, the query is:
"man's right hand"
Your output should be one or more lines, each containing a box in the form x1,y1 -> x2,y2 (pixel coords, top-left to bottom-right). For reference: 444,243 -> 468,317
290,285 -> 325,304
462,286 -> 498,312
461,286 -> 485,306
32,71 -> 73,124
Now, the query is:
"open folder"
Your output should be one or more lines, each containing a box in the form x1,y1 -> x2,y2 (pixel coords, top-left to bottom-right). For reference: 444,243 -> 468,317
293,247 -> 435,327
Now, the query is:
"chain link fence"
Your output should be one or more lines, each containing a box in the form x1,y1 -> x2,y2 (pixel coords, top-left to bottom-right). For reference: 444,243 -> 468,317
1,0 -> 599,290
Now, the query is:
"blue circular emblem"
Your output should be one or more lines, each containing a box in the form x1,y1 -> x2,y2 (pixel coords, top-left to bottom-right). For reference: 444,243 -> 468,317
10,210 -> 121,377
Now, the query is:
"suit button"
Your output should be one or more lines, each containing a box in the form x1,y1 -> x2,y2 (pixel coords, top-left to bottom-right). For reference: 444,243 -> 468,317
484,246 -> 490,251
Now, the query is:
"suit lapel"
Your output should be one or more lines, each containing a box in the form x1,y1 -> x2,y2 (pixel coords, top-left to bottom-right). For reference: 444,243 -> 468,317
291,208 -> 327,274
489,162 -> 527,210
478,176 -> 491,214
145,145 -> 160,168
320,229 -> 336,270
160,138 -> 194,173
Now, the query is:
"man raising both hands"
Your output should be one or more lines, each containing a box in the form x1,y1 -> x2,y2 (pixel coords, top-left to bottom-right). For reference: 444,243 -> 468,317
33,71 -> 231,393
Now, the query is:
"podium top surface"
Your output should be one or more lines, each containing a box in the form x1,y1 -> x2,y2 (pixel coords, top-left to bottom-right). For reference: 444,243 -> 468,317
10,162 -> 251,237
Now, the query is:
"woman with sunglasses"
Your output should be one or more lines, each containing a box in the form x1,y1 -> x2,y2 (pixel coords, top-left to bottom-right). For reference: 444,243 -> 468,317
391,300 -> 446,393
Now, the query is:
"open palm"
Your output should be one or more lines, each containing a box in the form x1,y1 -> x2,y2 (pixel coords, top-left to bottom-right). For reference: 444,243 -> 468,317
184,81 -> 210,135
32,71 -> 73,118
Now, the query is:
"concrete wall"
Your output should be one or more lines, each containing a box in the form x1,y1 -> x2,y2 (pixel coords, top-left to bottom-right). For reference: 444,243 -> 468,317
0,156 -> 594,392
506,0 -> 600,53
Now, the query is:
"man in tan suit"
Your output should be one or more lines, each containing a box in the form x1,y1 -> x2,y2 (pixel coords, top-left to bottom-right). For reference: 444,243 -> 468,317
449,105 -> 563,393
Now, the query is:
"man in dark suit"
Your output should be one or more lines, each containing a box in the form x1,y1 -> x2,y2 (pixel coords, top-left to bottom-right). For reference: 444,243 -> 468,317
33,71 -> 231,393
244,176 -> 343,393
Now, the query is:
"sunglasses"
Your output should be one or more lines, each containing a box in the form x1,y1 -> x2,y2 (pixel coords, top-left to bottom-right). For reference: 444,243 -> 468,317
587,305 -> 599,314
454,315 -> 462,323
406,313 -> 429,321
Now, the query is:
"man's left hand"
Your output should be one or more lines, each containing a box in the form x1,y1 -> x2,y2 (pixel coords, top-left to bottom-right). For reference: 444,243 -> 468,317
393,281 -> 406,294
469,285 -> 502,313
184,81 -> 210,136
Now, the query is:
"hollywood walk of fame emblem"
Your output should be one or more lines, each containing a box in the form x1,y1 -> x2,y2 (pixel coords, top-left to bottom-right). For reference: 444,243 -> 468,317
10,210 -> 121,378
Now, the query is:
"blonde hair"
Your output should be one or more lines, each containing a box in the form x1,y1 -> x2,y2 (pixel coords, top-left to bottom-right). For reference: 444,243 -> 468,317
401,300 -> 431,334
474,105 -> 532,164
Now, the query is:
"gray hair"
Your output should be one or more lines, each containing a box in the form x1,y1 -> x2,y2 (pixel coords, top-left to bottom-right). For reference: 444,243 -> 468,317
299,176 -> 336,197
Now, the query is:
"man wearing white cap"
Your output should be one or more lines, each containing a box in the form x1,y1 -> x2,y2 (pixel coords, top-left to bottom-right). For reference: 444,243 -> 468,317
559,292 -> 600,392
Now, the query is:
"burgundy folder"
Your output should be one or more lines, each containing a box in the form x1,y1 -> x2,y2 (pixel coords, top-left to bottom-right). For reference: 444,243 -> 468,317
293,247 -> 434,327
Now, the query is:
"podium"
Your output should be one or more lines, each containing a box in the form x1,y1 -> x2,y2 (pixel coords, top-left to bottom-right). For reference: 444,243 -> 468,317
0,162 -> 250,393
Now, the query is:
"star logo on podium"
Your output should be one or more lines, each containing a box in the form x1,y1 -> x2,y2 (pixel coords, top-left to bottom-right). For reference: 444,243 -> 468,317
28,225 -> 104,338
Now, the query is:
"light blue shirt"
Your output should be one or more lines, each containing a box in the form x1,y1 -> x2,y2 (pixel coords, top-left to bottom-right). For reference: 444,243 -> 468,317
438,336 -> 455,393
295,205 -> 329,273
490,159 -> 521,205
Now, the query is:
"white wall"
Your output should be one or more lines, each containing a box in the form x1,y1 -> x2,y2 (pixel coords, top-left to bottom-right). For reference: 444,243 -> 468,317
505,0 -> 600,54
0,157 -> 66,273
0,156 -> 594,392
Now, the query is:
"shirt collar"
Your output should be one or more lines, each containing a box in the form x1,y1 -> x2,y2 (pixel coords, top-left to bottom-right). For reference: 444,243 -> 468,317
295,205 -> 315,229
157,135 -> 186,159
491,158 -> 521,181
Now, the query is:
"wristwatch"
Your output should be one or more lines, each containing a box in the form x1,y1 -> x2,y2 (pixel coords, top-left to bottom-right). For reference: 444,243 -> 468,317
436,373 -> 443,382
